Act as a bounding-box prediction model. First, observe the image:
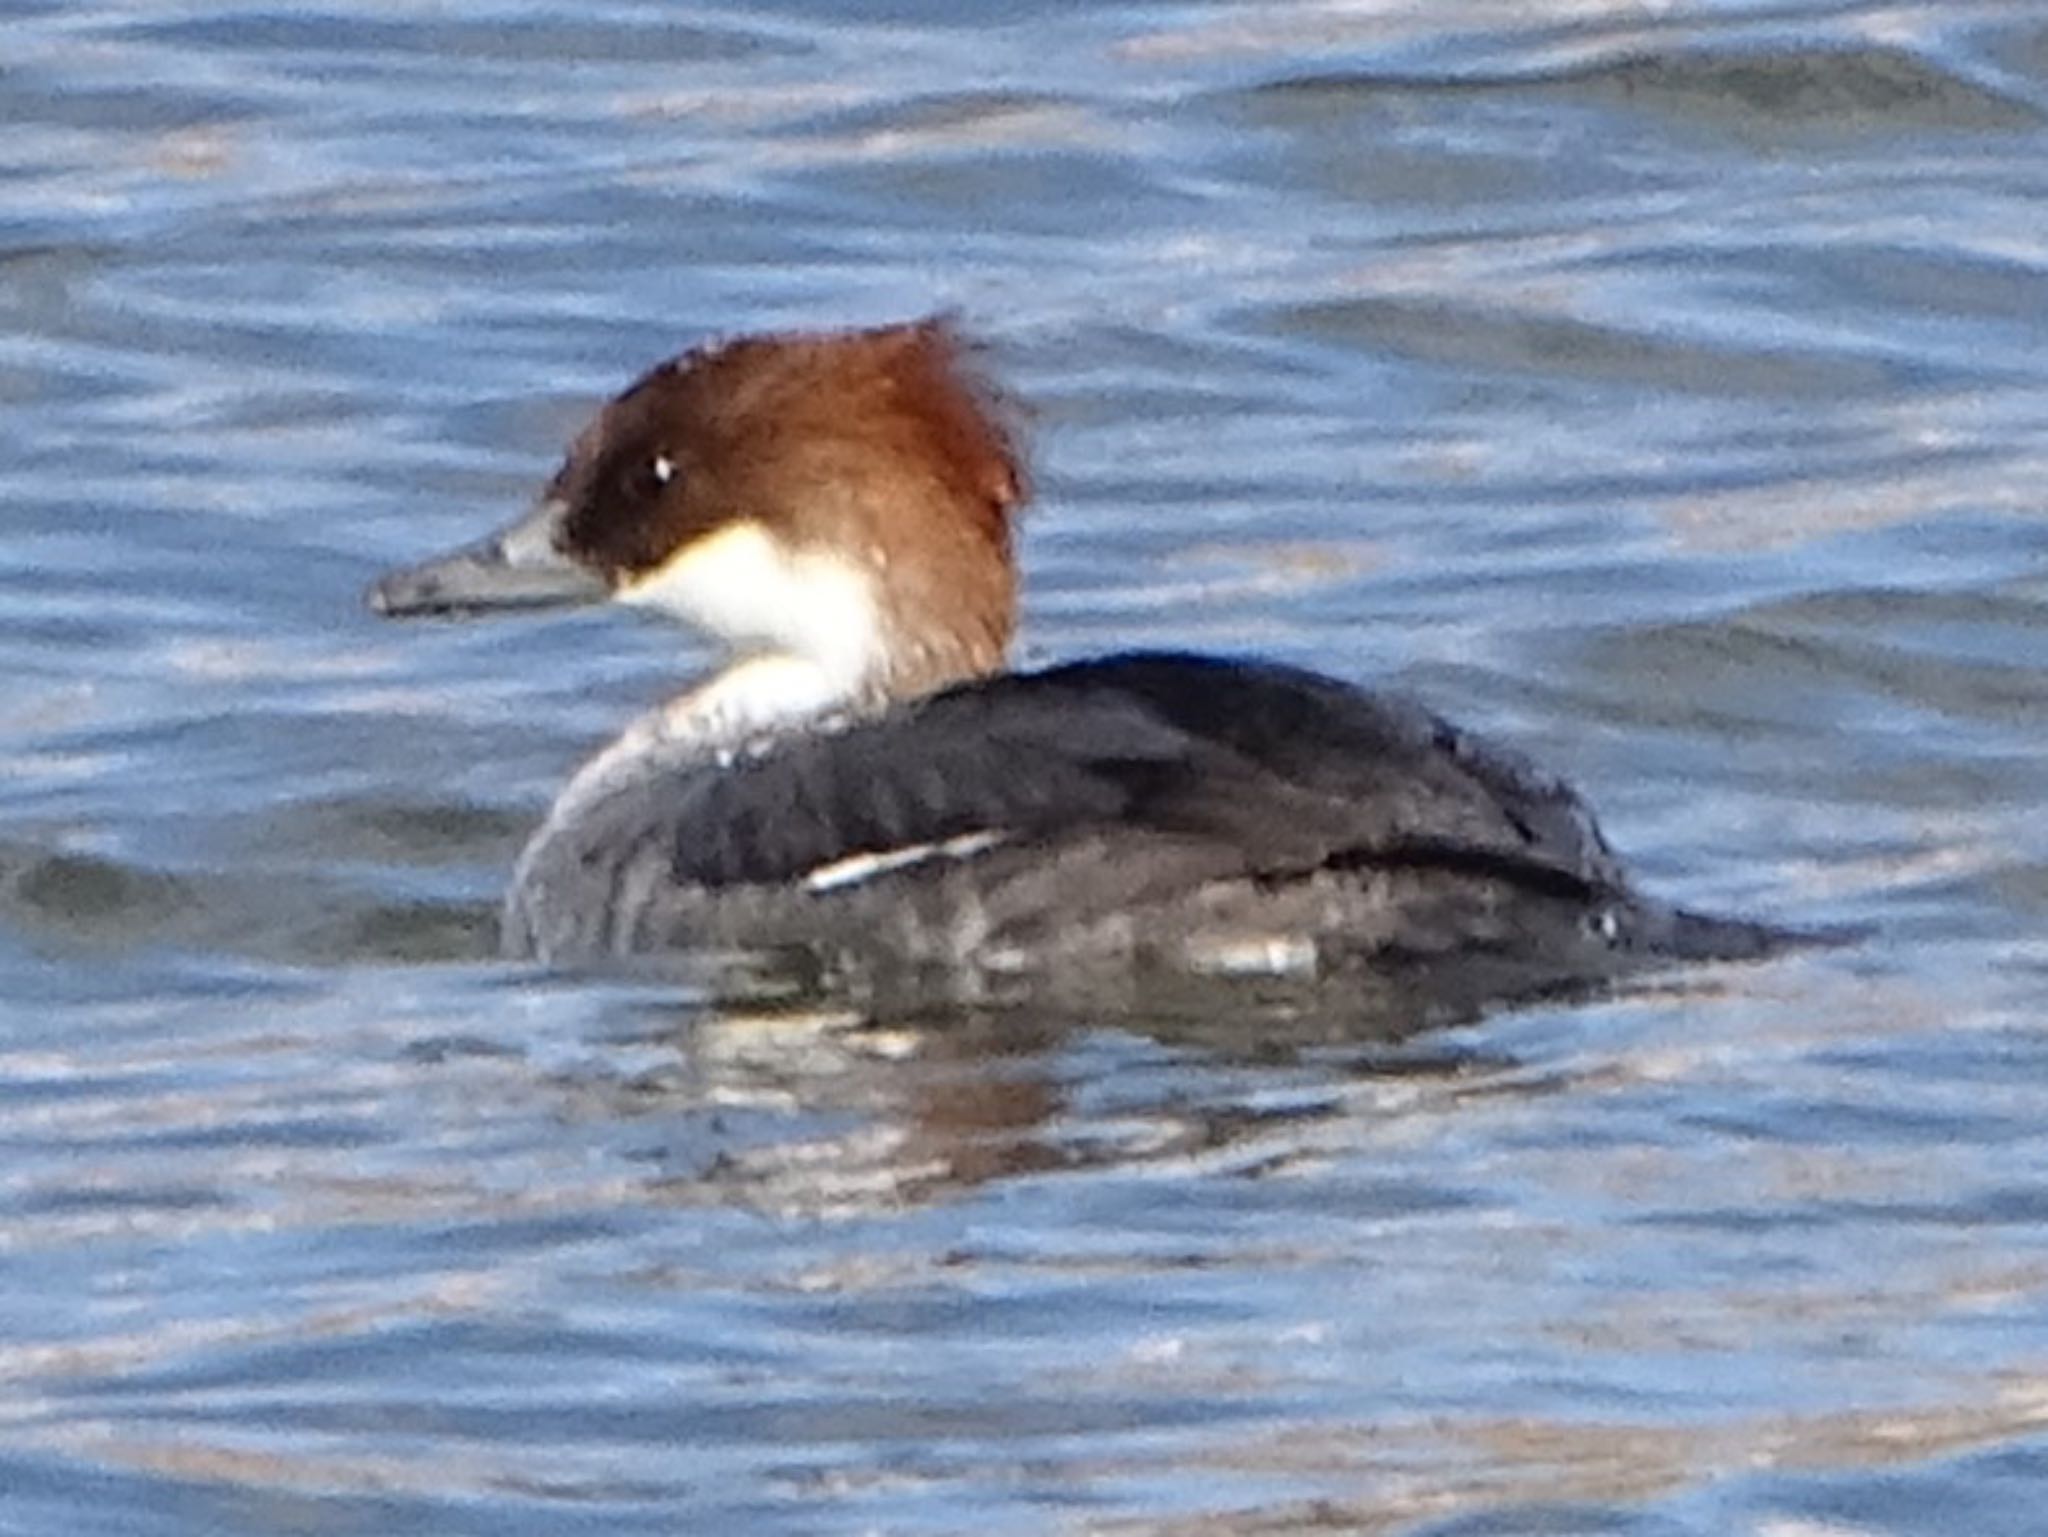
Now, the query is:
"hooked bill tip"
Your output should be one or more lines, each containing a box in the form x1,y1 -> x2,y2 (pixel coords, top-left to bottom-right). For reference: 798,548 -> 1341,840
366,564 -> 458,619
366,536 -> 610,620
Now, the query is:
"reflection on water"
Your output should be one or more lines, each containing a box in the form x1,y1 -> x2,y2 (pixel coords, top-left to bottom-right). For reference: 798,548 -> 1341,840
4,0 -> 2048,1533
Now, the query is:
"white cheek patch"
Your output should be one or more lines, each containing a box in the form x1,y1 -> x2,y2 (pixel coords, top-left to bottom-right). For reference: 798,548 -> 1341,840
802,830 -> 1008,894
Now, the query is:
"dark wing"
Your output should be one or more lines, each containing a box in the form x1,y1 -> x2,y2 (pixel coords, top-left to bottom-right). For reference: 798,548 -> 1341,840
659,650 -> 1629,898
652,662 -> 1224,890
1063,652 -> 1631,890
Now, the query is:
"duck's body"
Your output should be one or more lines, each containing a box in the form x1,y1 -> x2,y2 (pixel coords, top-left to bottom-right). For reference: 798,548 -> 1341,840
504,649 -> 1779,979
372,319 -> 1796,995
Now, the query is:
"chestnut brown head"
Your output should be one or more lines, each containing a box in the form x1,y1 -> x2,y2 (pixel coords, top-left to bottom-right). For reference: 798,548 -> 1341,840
371,318 -> 1030,699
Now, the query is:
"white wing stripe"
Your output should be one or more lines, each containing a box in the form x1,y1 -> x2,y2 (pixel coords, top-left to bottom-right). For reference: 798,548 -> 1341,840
801,830 -> 1007,894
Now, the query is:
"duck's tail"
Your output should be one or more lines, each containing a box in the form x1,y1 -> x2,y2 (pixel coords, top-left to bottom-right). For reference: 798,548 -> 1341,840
1651,903 -> 1866,963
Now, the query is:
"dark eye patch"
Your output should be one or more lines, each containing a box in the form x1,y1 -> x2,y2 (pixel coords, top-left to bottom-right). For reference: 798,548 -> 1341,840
553,439 -> 696,578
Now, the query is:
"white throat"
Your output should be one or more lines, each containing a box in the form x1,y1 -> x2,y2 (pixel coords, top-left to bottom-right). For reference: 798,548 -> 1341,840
619,520 -> 886,701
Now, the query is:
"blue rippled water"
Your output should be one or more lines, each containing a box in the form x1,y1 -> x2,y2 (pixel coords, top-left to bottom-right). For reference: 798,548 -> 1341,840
5,2 -> 2048,1533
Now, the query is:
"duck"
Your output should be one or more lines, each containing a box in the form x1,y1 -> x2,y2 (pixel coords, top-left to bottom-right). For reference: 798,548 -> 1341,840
370,317 -> 1798,999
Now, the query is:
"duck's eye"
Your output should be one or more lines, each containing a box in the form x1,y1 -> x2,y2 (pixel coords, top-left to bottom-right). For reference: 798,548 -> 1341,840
617,451 -> 678,503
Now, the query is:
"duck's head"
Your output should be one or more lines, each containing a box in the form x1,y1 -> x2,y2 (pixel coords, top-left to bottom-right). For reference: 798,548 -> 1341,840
371,318 -> 1029,703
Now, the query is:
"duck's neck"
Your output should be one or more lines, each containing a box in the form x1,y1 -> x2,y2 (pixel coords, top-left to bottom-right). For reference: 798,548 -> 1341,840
673,652 -> 879,748
549,655 -> 848,818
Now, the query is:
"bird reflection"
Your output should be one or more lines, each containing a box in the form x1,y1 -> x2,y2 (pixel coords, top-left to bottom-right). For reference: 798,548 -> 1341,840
576,956 -> 1561,1220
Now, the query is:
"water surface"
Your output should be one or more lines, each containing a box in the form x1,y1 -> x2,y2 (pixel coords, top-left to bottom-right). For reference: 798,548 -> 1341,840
5,2 -> 2048,1532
